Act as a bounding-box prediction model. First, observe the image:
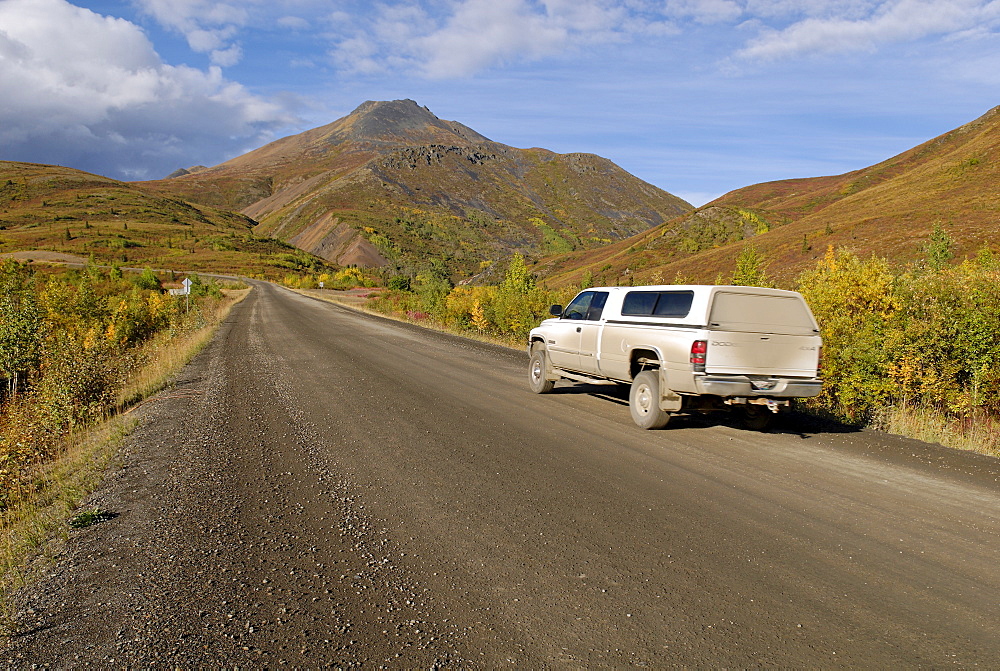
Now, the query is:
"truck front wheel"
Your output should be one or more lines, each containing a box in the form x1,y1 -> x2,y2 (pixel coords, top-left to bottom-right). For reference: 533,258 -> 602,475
629,371 -> 670,429
528,347 -> 556,394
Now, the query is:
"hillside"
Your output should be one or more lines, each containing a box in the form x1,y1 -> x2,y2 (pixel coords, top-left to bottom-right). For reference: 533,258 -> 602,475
143,99 -> 692,279
0,161 -> 330,278
536,105 -> 1000,286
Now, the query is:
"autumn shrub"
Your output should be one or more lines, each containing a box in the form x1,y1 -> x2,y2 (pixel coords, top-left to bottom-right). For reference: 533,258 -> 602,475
368,254 -> 576,345
798,246 -> 1000,433
186,274 -> 223,299
797,248 -> 899,421
443,285 -> 495,332
133,267 -> 161,291
282,267 -> 374,290
885,255 -> 1000,417
387,275 -> 411,292
0,261 -> 207,510
366,286 -> 421,317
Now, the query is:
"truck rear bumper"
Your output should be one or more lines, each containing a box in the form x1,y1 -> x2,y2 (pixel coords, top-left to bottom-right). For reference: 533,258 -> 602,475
694,375 -> 822,398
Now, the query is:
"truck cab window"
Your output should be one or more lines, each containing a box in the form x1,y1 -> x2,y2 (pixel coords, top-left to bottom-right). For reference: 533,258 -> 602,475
563,291 -> 594,320
586,292 -> 609,321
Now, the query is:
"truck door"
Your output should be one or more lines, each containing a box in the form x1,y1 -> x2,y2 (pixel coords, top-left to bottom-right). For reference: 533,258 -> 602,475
546,291 -> 597,371
577,291 -> 609,374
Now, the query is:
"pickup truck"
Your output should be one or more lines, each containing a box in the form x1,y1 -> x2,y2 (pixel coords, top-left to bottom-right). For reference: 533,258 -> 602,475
527,285 -> 822,430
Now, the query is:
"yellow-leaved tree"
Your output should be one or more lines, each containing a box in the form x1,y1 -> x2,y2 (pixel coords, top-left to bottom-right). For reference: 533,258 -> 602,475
797,247 -> 899,420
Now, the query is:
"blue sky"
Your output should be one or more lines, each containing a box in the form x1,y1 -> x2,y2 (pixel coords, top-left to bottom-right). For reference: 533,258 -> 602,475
1,0 -> 998,205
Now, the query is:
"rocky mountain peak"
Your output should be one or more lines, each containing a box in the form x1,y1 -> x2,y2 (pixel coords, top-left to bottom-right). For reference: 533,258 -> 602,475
143,98 -> 691,274
341,99 -> 490,146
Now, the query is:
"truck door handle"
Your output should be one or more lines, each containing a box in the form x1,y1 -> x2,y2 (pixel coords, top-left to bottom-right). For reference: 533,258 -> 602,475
576,327 -> 582,333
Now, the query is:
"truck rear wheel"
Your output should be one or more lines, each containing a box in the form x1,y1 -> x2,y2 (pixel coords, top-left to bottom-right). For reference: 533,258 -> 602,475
740,405 -> 774,431
528,348 -> 556,394
629,371 -> 670,429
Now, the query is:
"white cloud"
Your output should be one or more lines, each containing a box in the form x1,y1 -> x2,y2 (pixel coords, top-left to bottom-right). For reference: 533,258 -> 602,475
132,0 -> 249,66
737,0 -> 1000,61
663,0 -> 744,24
328,3 -> 429,75
211,43 -> 244,67
277,15 -> 311,31
317,0 -> 1000,78
330,34 -> 389,75
415,0 -> 574,78
0,0 -> 295,179
329,0 -> 633,78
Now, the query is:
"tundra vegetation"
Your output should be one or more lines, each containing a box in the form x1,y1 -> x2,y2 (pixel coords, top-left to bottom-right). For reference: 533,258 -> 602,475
357,233 -> 1000,457
0,161 -> 336,280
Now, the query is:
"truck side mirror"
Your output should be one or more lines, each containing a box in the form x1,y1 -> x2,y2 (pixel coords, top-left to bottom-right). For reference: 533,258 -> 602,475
549,304 -> 563,317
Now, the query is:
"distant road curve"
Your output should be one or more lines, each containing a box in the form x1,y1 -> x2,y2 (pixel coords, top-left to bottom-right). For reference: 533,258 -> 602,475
0,250 -> 88,264
0,249 -> 248,279
3,280 -> 999,667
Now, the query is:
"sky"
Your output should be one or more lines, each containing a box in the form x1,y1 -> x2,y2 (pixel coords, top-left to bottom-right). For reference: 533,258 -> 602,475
1,1 -> 998,206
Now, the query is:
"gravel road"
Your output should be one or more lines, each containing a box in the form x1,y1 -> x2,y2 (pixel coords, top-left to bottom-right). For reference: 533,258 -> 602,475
3,281 -> 999,667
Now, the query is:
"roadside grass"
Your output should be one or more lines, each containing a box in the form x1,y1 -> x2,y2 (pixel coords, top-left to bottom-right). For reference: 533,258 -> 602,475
0,417 -> 132,637
871,404 -> 1000,458
0,288 -> 249,637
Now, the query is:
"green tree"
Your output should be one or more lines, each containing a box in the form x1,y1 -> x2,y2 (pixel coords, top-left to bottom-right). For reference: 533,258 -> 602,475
924,222 -> 954,271
0,261 -> 41,395
387,275 -> 412,292
499,252 -> 533,295
414,259 -> 452,317
730,244 -> 771,287
134,267 -> 162,291
491,253 -> 545,336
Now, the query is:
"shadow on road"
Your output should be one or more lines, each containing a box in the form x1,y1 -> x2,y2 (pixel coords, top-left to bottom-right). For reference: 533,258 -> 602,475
550,381 -> 861,436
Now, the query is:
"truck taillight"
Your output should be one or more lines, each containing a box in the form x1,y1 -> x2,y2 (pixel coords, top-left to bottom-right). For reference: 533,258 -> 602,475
817,345 -> 823,374
690,339 -> 707,372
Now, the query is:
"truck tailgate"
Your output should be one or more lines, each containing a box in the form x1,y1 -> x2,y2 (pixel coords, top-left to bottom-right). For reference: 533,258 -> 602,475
705,331 -> 820,377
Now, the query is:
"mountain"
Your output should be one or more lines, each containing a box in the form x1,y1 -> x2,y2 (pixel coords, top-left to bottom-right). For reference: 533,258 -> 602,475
536,105 -> 1000,286
142,99 -> 692,278
0,161 -> 328,277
